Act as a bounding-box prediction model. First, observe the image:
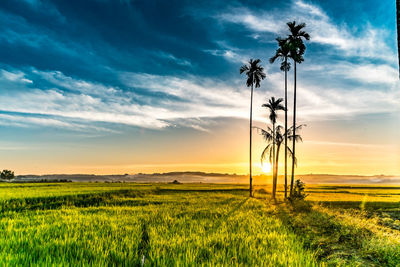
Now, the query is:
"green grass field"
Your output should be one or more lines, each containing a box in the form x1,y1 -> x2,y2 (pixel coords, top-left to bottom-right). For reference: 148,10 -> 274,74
0,183 -> 399,266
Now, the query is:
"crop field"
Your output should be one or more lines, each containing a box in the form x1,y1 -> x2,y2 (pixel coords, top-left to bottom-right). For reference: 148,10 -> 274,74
0,182 -> 399,266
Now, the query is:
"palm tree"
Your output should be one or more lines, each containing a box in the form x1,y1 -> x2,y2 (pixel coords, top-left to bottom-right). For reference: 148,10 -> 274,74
261,97 -> 284,199
286,21 -> 310,197
397,0 -> 400,78
258,124 -> 304,199
240,59 -> 266,197
270,37 -> 291,198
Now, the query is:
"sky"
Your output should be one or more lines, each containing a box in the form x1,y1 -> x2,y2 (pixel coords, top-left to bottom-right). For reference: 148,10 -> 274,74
0,0 -> 398,176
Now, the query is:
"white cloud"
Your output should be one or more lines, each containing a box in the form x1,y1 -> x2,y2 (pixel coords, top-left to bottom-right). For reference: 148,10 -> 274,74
32,69 -> 119,96
0,88 -> 170,129
0,67 -> 268,130
296,82 -> 400,120
155,51 -> 192,66
0,65 -> 396,136
1,65 -> 398,133
119,72 -> 252,119
0,113 -> 119,133
1,70 -> 33,84
204,49 -> 248,63
340,64 -> 398,85
216,10 -> 282,33
215,0 -> 394,62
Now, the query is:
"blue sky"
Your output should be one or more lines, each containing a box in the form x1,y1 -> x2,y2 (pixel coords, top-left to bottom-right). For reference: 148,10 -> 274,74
0,0 -> 398,175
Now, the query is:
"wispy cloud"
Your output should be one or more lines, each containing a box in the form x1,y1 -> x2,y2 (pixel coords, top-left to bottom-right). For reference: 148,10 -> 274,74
304,140 -> 390,148
0,63 -> 398,133
215,0 -> 394,62
0,0 -> 397,134
0,113 -> 120,133
1,69 -> 32,84
154,51 -> 192,66
204,48 -> 249,64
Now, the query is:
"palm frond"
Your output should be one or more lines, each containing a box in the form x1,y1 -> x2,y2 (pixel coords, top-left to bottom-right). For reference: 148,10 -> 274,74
286,146 -> 298,166
285,124 -> 306,143
288,134 -> 303,143
254,126 -> 274,142
260,144 -> 273,164
262,130 -> 273,142
269,53 -> 280,64
280,61 -> 291,71
262,103 -> 272,109
239,65 -> 249,74
286,124 -> 306,133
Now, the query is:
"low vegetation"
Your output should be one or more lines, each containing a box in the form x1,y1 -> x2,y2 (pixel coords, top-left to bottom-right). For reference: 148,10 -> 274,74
0,182 -> 399,266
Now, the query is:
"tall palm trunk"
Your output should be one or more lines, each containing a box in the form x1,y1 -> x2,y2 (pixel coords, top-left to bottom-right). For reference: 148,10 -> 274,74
290,62 -> 297,196
397,0 -> 400,78
272,122 -> 276,199
275,143 -> 281,198
284,57 -> 288,199
249,81 -> 254,197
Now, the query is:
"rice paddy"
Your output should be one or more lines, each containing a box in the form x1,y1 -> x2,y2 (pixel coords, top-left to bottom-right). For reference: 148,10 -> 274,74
0,182 -> 399,266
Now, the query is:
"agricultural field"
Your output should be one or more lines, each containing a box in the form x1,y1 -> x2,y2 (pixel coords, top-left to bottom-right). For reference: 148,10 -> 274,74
0,182 -> 399,266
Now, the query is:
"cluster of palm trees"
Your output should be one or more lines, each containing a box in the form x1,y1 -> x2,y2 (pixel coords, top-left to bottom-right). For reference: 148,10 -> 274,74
240,21 -> 310,199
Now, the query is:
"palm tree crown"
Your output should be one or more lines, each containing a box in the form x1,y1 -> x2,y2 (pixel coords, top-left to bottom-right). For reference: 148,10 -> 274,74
259,125 -> 303,166
262,97 -> 285,125
287,21 -> 310,63
269,37 -> 291,71
240,59 -> 266,88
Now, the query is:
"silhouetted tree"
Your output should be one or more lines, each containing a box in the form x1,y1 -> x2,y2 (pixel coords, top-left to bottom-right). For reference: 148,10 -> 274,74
240,59 -> 266,197
258,125 -> 304,199
270,37 -> 291,198
287,21 -> 310,197
262,97 -> 284,199
1,169 -> 14,180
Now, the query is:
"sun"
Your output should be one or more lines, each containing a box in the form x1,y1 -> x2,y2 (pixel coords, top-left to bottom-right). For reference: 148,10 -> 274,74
261,162 -> 272,173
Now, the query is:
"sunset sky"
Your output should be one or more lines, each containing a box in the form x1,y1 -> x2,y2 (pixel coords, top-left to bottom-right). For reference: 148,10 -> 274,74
0,0 -> 398,175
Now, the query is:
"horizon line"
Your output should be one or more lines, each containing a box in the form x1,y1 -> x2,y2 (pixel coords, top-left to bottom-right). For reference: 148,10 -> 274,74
15,172 -> 400,177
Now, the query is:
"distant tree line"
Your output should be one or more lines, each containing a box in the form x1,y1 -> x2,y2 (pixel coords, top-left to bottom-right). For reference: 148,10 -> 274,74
0,170 -> 73,183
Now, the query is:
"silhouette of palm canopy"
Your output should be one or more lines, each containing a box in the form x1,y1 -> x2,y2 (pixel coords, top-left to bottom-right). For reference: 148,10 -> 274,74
240,59 -> 266,87
269,37 -> 291,71
258,124 -> 304,166
262,97 -> 285,124
287,21 -> 310,63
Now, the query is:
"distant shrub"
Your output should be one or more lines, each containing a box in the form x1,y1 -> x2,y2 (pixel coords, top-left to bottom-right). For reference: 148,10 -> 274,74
287,179 -> 310,212
288,179 -> 308,202
171,180 -> 181,184
0,169 -> 14,180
